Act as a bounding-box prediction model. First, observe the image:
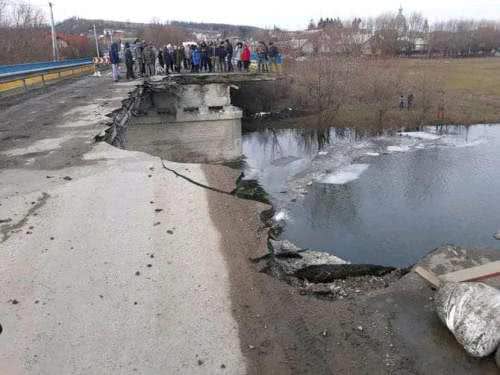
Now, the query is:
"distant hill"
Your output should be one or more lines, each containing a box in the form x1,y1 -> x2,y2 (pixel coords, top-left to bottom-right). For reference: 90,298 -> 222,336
56,17 -> 263,39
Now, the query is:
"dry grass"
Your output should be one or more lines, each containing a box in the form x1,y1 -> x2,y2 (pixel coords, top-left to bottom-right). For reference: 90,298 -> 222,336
285,57 -> 500,129
397,57 -> 500,125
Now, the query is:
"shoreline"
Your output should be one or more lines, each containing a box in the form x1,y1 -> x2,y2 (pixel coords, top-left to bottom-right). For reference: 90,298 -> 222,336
202,163 -> 500,374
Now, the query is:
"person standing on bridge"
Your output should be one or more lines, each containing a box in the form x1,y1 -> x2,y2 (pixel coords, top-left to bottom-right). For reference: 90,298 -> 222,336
174,46 -> 183,73
157,48 -> 165,74
184,44 -> 192,71
143,43 -> 156,77
241,43 -> 251,72
163,45 -> 172,74
200,41 -> 209,72
124,42 -> 135,80
133,40 -> 144,77
110,39 -> 121,82
234,42 -> 243,72
225,39 -> 234,72
191,45 -> 201,73
179,45 -> 186,71
208,41 -> 215,72
256,41 -> 267,73
269,42 -> 280,73
216,42 -> 225,72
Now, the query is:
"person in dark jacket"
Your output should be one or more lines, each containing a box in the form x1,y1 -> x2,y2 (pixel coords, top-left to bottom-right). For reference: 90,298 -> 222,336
110,40 -> 121,81
216,42 -> 226,72
268,41 -> 280,73
208,41 -> 215,72
225,39 -> 233,72
124,42 -> 135,80
158,49 -> 164,73
199,42 -> 209,72
163,45 -> 172,74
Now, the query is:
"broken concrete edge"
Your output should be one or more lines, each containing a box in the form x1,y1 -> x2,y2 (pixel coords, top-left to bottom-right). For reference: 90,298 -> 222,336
94,84 -> 145,148
145,73 -> 279,88
254,235 -> 410,300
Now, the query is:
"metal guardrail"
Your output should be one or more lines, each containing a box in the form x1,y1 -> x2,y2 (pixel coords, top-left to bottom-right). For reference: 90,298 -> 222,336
0,58 -> 93,79
0,58 -> 95,95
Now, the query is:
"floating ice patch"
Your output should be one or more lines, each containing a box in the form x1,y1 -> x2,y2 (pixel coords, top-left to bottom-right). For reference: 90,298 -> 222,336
448,139 -> 486,148
318,151 -> 329,156
387,145 -> 411,153
399,132 -> 441,141
320,164 -> 370,185
365,152 -> 380,156
274,210 -> 288,222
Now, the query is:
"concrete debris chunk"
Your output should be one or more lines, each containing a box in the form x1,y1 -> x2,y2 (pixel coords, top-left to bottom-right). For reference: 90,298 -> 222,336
435,282 -> 500,358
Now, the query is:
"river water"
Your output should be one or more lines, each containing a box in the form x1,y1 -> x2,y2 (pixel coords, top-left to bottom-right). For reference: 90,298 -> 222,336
242,125 -> 500,267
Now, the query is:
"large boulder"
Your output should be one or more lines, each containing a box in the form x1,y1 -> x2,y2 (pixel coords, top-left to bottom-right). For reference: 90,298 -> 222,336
435,282 -> 500,357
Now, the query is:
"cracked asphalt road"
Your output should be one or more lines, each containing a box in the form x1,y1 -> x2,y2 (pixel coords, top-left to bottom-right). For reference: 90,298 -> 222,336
0,76 -> 245,374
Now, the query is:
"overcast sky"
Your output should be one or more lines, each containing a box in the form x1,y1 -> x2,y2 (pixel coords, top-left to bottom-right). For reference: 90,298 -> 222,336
46,0 -> 499,30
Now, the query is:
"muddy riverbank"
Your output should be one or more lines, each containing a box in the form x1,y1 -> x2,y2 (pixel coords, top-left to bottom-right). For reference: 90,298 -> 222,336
202,164 -> 499,374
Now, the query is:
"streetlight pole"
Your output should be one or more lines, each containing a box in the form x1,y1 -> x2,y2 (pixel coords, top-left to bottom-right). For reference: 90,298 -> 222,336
48,2 -> 58,61
93,24 -> 100,57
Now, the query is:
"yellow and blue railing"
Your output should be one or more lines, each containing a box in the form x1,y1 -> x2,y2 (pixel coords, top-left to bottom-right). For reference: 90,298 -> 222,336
0,58 -> 95,95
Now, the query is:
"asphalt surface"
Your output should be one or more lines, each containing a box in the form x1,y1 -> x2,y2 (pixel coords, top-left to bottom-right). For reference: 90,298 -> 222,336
0,75 -> 245,374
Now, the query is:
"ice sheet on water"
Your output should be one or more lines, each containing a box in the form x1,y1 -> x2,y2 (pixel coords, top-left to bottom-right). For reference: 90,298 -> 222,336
365,152 -> 380,156
274,210 -> 288,222
319,164 -> 370,185
399,131 -> 441,141
387,145 -> 411,152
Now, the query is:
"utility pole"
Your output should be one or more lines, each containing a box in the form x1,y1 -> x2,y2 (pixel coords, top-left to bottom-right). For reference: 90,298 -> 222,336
93,24 -> 100,57
48,2 -> 58,61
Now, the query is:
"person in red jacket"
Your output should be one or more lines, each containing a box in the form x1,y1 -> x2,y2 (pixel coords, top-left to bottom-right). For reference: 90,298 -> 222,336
241,43 -> 251,72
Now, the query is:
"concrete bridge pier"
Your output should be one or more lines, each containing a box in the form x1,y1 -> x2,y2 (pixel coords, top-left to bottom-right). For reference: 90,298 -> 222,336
124,74 -> 274,163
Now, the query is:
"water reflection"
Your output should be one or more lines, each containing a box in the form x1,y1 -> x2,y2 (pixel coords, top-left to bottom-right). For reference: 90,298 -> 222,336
242,125 -> 500,267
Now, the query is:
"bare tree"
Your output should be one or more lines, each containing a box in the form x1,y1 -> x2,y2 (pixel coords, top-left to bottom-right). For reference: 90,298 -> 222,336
11,0 -> 46,27
140,21 -> 190,46
289,56 -> 358,125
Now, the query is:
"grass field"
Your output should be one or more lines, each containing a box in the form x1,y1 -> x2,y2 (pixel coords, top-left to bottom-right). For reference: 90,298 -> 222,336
400,57 -> 500,125
289,57 -> 500,129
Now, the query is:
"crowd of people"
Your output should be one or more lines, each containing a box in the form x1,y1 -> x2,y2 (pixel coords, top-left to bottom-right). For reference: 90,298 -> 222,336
109,38 -> 281,81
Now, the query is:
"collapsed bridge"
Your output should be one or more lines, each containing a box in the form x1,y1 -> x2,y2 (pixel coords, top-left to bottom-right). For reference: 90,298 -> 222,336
107,73 -> 276,163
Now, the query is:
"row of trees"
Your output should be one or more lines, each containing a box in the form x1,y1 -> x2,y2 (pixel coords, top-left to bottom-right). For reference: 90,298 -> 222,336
0,0 -> 95,64
305,9 -> 500,57
139,21 -> 191,47
0,0 -> 52,63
